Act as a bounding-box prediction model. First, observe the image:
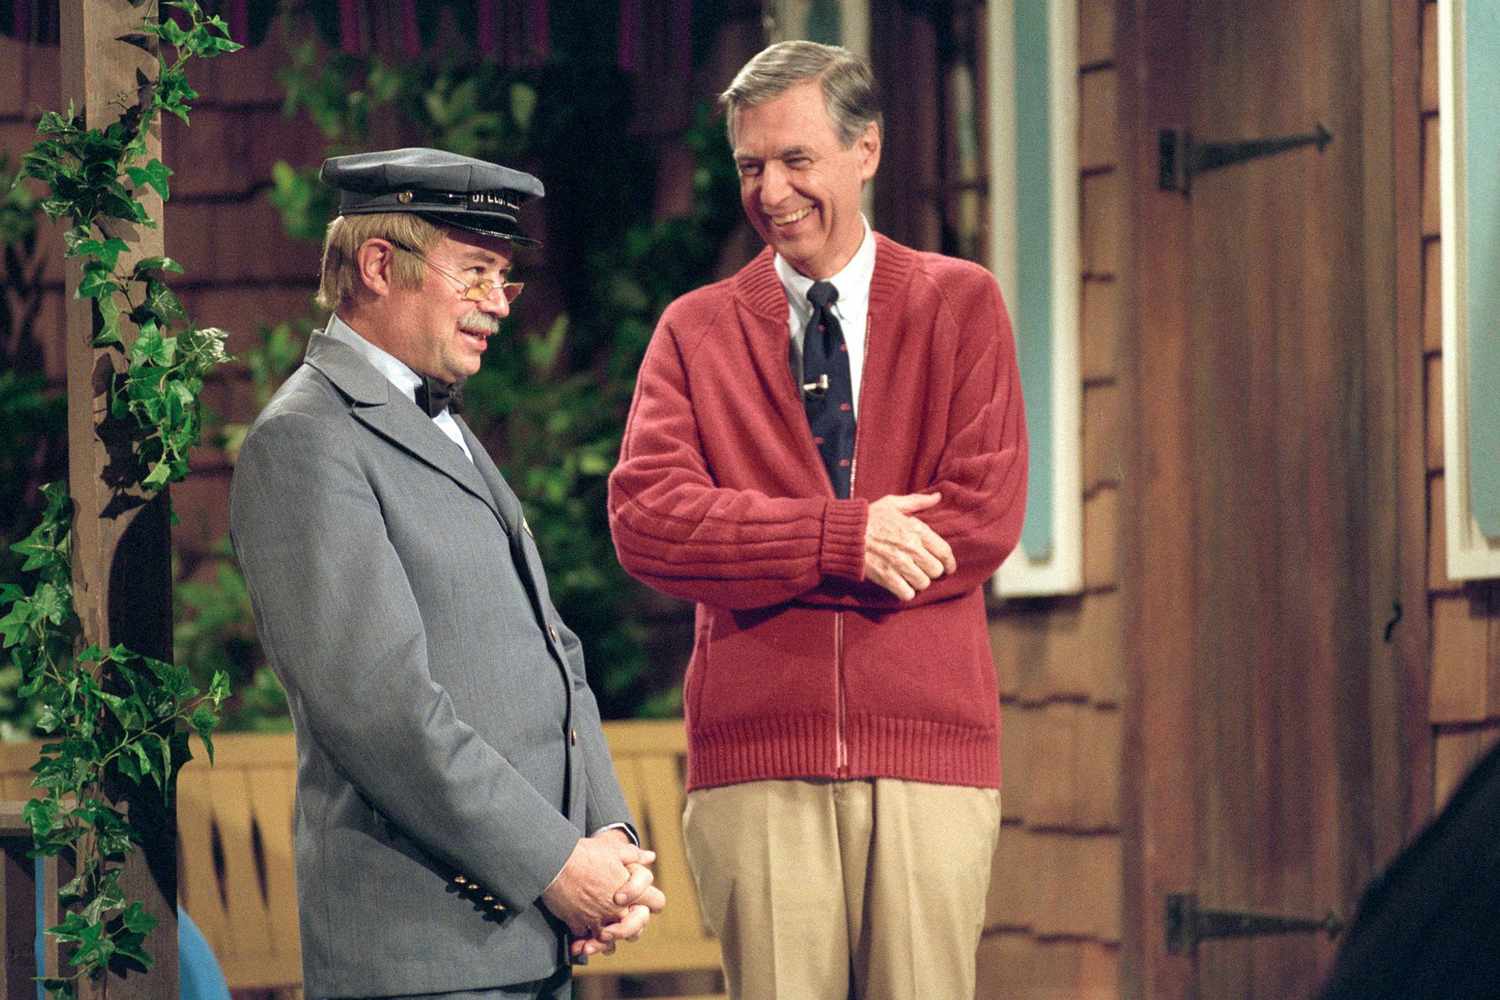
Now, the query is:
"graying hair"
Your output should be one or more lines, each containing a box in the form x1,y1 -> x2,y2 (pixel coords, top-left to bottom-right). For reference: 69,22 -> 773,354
719,40 -> 882,148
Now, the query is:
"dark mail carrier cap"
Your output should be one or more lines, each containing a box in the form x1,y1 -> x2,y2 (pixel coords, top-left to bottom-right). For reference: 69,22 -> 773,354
319,147 -> 544,248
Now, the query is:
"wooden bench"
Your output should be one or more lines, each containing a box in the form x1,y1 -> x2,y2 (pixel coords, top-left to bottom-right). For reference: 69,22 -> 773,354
0,720 -> 724,997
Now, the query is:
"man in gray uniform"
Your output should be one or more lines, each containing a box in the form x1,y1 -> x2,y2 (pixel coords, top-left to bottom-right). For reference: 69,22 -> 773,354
231,148 -> 661,1000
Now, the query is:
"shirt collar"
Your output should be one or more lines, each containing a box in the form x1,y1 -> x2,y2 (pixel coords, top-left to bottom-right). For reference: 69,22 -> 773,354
324,312 -> 422,403
774,216 -> 876,321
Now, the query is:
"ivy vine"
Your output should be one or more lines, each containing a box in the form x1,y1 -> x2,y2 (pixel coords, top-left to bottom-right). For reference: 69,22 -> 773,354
0,2 -> 239,995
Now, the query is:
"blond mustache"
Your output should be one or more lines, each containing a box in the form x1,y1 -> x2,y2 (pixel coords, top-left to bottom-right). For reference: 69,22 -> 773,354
458,312 -> 500,336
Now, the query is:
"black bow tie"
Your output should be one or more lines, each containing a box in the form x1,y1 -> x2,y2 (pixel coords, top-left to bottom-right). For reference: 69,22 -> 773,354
415,376 -> 461,417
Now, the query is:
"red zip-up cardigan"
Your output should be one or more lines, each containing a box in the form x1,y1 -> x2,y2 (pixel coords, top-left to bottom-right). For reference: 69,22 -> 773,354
608,234 -> 1028,791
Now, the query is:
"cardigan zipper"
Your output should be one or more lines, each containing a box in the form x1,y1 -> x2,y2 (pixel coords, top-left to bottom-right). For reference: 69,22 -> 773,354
834,612 -> 848,775
834,309 -> 872,778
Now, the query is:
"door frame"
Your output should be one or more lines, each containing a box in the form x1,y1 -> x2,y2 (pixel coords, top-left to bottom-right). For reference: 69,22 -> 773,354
1113,2 -> 1432,997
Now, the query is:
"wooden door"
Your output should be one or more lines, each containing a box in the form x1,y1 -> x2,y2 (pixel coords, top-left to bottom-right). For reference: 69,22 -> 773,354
1120,1 -> 1415,998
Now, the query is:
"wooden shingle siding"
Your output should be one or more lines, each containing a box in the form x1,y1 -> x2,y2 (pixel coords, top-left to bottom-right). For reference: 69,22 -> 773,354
982,2 -> 1124,994
1083,486 -> 1119,589
1421,1 -> 1439,114
1424,353 -> 1443,471
1421,115 -> 1440,237
1429,592 -> 1496,722
1420,0 -> 1500,827
1423,238 -> 1442,352
1082,170 -> 1124,276
1079,0 -> 1115,67
1080,69 -> 1118,171
1433,727 -> 1500,807
1428,474 -> 1454,593
1081,277 -> 1119,381
1074,707 -> 1122,830
1084,382 -> 1122,490
976,937 -> 1121,998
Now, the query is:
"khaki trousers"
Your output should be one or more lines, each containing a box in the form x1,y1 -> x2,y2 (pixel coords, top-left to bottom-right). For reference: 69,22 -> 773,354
683,778 -> 1001,1000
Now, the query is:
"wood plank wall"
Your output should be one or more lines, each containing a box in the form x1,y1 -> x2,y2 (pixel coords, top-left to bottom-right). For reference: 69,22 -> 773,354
1418,0 -> 1500,808
978,1 -> 1124,996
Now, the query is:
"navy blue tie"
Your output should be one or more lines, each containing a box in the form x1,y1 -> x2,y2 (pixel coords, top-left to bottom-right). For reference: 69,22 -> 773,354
803,281 -> 856,498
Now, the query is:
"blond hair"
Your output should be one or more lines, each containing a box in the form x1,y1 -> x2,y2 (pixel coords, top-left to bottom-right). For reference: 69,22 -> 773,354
315,212 -> 446,310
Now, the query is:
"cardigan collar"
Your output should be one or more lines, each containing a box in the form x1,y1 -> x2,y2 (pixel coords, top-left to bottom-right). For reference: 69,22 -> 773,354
733,232 -> 918,321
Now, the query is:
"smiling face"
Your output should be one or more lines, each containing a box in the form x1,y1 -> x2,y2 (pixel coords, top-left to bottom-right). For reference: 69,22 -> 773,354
374,229 -> 515,385
732,80 -> 880,280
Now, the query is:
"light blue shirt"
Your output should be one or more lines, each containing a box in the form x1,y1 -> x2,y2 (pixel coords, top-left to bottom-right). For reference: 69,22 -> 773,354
324,313 -> 474,462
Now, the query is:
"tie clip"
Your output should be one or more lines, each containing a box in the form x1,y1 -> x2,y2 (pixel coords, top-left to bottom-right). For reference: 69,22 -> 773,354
802,374 -> 830,398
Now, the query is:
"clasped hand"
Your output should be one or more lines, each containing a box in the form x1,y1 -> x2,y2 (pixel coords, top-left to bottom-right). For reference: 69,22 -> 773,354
863,492 -> 957,600
541,830 -> 666,959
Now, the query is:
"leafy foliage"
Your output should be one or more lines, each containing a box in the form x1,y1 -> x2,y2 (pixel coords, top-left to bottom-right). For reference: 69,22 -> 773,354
0,157 -> 67,734
0,2 -> 240,994
23,2 -> 237,491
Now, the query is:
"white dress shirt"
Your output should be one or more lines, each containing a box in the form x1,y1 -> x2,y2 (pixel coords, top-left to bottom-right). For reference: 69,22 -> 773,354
325,313 -> 474,462
774,217 -> 877,420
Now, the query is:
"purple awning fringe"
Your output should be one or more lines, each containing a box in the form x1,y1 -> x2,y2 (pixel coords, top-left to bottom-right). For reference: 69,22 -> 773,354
338,0 -> 360,54
618,0 -> 640,73
13,0 -> 31,43
528,0 -> 549,65
670,0 -> 690,79
228,0 -> 249,44
400,0 -> 420,57
477,0 -> 497,57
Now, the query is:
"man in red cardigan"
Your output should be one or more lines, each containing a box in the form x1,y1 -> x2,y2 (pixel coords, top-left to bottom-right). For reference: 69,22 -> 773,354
608,39 -> 1027,1000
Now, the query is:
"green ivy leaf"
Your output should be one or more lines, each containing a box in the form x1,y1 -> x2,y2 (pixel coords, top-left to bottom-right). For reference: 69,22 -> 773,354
94,293 -> 123,347
66,234 -> 132,269
142,459 -> 174,488
120,901 -> 157,935
21,796 -> 58,837
132,255 -> 183,278
0,604 -> 31,647
145,281 -> 186,323
190,705 -> 218,763
154,17 -> 190,50
126,159 -> 172,201
130,327 -> 173,367
77,262 -> 120,301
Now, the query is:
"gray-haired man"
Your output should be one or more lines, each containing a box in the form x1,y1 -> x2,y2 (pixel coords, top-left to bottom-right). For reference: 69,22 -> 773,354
610,42 -> 1027,1000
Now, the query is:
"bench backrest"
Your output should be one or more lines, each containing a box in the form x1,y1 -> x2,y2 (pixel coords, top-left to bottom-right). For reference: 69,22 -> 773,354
0,719 -> 719,988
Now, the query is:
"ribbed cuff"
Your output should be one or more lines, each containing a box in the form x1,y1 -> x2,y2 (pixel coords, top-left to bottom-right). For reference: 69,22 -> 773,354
820,498 -> 868,580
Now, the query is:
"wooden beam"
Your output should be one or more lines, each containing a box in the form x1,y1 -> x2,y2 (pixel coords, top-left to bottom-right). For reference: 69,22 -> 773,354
1116,0 -> 1197,996
1389,0 -> 1435,841
58,2 -> 178,997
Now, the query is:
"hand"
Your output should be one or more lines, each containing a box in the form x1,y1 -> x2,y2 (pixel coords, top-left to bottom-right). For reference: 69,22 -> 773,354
569,877 -> 667,958
863,493 -> 957,600
542,833 -> 656,940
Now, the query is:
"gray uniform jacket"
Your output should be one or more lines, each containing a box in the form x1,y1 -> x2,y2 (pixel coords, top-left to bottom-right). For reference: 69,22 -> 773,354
229,333 -> 632,997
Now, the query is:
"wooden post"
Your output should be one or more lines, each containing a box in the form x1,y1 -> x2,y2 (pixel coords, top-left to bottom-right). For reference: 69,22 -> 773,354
58,2 -> 179,997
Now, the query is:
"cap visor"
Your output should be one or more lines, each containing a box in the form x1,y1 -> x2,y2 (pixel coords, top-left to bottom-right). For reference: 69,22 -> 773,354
421,213 -> 540,249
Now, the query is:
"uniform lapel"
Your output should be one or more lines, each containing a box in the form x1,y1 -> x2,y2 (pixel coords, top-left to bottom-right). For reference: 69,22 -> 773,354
462,420 -> 550,616
460,419 -> 525,538
303,334 -> 504,526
